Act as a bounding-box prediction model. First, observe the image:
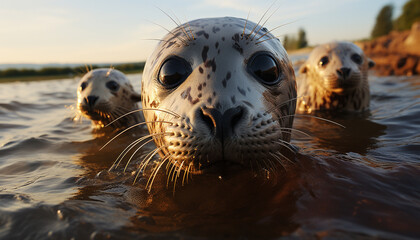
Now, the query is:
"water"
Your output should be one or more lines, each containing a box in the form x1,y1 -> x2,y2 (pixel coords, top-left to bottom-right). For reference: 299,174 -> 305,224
0,68 -> 419,239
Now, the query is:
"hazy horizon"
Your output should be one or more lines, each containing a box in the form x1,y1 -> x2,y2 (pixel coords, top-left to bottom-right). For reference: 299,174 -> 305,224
1,0 -> 408,65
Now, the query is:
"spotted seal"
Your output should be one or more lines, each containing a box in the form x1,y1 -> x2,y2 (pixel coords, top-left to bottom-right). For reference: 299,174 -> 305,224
141,17 -> 297,176
77,68 -> 143,129
297,41 -> 375,113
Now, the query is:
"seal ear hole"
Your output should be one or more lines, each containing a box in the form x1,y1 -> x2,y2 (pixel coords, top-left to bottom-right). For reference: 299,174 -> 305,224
158,56 -> 192,88
299,65 -> 308,74
318,56 -> 329,67
351,54 -> 363,65
247,52 -> 282,85
106,80 -> 120,91
80,81 -> 88,91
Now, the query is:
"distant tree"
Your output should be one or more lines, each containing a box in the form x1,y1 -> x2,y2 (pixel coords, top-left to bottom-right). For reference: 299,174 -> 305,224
371,4 -> 394,38
283,35 -> 298,50
394,0 -> 420,31
297,28 -> 308,49
283,35 -> 289,49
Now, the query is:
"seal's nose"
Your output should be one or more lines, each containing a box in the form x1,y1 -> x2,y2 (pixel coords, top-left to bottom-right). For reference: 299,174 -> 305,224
84,95 -> 99,108
336,67 -> 351,79
199,106 -> 244,143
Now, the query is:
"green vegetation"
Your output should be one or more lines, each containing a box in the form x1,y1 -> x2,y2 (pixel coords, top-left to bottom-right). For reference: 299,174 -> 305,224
0,62 -> 145,83
371,0 -> 420,39
394,0 -> 420,31
282,28 -> 308,50
371,4 -> 393,38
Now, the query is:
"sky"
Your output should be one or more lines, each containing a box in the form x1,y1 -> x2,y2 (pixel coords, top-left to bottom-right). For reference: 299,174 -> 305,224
0,0 -> 408,64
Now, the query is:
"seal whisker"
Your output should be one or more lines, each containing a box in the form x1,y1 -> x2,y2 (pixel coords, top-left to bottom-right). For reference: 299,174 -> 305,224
172,12 -> 196,41
256,20 -> 297,41
100,120 -> 173,151
110,138 -> 144,171
250,4 -> 281,41
255,34 -> 285,44
262,158 -> 276,176
146,20 -> 189,46
124,138 -> 157,172
277,114 -> 345,128
109,132 -> 170,171
265,95 -> 306,114
141,38 -> 181,47
84,64 -> 90,74
171,160 -> 179,183
273,140 -> 297,155
186,162 -> 193,184
279,127 -> 311,138
144,151 -> 170,192
267,157 -> 278,173
135,145 -> 168,186
269,152 -> 287,171
242,10 -> 251,40
156,7 -> 192,41
104,108 -> 180,128
166,160 -> 177,187
185,21 -> 195,40
138,143 -> 170,174
275,151 -> 294,165
247,0 -> 276,40
182,165 -> 187,186
173,160 -> 185,194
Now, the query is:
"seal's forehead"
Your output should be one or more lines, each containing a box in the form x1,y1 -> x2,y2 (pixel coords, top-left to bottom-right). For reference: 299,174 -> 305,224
309,42 -> 364,62
149,17 -> 285,61
165,17 -> 280,44
81,69 -> 129,83
186,17 -> 248,36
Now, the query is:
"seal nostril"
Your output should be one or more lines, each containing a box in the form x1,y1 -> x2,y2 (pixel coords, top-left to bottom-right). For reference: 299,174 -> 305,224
200,107 -> 222,137
337,67 -> 351,79
199,106 -> 245,142
85,95 -> 99,108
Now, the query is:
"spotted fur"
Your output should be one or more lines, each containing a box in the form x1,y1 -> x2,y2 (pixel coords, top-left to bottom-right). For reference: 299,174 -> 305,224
77,68 -> 143,129
297,42 -> 375,113
142,17 -> 296,175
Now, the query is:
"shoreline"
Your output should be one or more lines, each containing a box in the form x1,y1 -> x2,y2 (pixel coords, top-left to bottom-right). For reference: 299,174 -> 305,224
0,49 -> 313,84
0,70 -> 143,83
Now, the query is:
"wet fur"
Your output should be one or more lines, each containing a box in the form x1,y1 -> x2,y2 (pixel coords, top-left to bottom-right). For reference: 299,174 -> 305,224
77,68 -> 143,129
297,42 -> 374,112
140,17 -> 297,181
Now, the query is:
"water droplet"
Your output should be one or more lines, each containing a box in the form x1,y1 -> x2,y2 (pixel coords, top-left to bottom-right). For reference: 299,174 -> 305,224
57,210 -> 63,220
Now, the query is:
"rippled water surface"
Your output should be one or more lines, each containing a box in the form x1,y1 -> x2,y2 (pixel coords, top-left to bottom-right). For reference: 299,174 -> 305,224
0,68 -> 419,239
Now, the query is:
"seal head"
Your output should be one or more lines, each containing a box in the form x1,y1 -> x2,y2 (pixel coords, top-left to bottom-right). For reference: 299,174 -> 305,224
297,41 -> 374,112
142,17 -> 296,174
77,68 -> 142,129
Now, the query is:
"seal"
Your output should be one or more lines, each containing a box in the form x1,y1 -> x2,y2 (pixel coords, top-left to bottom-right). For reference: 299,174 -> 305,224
77,68 -> 143,129
296,41 -> 375,113
140,17 -> 297,176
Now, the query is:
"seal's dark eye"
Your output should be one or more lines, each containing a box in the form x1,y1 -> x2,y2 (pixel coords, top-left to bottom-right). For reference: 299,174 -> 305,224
159,57 -> 191,88
80,82 -> 87,91
319,56 -> 329,67
106,80 -> 120,91
351,54 -> 363,64
248,53 -> 281,85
